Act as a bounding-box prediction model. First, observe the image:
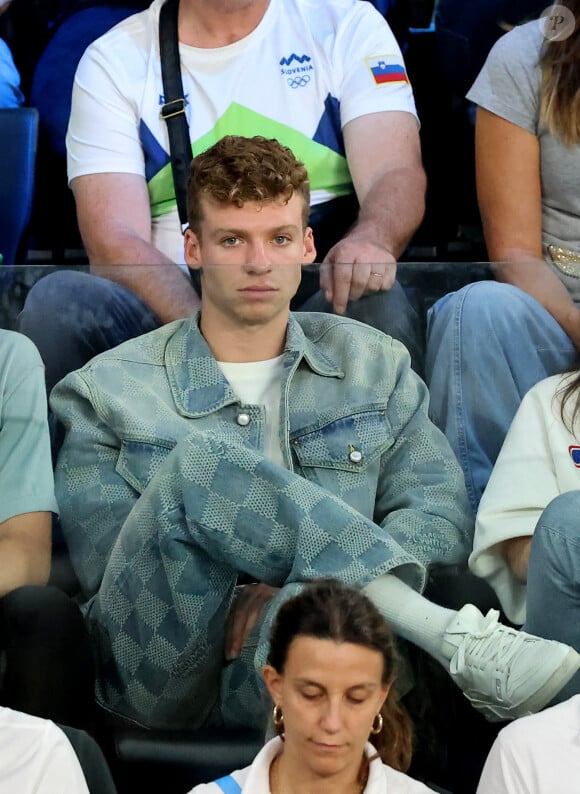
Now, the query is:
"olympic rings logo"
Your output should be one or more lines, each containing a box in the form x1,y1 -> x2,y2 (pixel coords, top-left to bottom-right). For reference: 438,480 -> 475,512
287,75 -> 311,88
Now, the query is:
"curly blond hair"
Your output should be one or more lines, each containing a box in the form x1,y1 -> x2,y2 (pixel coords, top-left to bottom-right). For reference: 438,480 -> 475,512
187,135 -> 310,236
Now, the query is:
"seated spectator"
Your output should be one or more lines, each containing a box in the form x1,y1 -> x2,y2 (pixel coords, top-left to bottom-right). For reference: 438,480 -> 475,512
0,329 -> 94,730
0,1 -> 24,108
51,135 -> 579,735
0,329 -> 54,593
188,579 -> 434,794
26,0 -> 150,255
476,694 -> 580,793
425,1 -> 580,512
18,0 -> 426,392
471,364 -> 580,702
0,706 -> 90,792
29,0 -> 149,159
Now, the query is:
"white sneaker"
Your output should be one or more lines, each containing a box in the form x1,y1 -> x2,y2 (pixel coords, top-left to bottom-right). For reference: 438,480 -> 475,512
444,604 -> 580,722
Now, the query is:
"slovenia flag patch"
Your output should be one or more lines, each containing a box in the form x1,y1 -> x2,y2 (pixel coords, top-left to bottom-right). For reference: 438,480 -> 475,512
366,54 -> 409,85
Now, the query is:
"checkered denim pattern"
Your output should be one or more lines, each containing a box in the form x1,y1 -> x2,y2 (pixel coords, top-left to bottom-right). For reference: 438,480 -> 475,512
52,313 -> 473,728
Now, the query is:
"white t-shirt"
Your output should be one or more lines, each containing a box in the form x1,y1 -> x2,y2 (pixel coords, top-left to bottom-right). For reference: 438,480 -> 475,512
188,736 -> 435,793
471,373 -> 580,625
476,695 -> 580,794
217,355 -> 285,467
0,707 -> 90,794
67,0 -> 417,263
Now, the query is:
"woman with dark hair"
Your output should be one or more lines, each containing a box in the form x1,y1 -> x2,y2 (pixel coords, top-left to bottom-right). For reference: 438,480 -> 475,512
188,580 -> 434,793
426,0 -> 580,514
471,364 -> 580,704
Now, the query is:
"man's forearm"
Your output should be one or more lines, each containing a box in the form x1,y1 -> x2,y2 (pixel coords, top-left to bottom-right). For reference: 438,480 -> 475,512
353,164 -> 426,258
82,212 -> 201,322
92,261 -> 201,324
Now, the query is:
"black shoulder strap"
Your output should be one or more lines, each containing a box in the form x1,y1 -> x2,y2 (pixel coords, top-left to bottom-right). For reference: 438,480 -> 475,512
159,0 -> 191,228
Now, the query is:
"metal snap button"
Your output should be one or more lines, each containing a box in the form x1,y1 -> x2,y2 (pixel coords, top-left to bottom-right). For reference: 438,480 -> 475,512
236,412 -> 251,427
349,449 -> 363,463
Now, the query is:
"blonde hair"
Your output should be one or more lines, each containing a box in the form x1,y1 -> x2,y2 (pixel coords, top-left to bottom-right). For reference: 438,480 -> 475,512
540,1 -> 580,145
187,135 -> 310,236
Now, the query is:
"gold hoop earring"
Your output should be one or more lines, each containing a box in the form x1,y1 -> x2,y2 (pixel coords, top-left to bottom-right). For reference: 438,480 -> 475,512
273,704 -> 284,727
370,712 -> 383,735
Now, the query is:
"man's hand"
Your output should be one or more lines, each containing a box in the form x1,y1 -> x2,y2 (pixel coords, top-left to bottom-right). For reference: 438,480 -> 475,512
319,111 -> 425,315
225,583 -> 279,660
320,235 -> 397,314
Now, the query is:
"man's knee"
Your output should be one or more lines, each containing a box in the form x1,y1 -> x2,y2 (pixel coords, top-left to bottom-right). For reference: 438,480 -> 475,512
21,270 -> 94,316
18,270 -> 110,346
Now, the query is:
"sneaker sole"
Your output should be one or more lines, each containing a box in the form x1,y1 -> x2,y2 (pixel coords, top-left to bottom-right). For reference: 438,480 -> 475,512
463,646 -> 580,722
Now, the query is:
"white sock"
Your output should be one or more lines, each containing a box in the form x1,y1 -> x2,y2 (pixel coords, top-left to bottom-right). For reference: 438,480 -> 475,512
363,574 -> 460,667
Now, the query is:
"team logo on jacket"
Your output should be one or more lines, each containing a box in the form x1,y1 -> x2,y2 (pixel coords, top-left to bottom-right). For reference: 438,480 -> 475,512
569,445 -> 580,467
365,54 -> 408,85
280,53 -> 313,88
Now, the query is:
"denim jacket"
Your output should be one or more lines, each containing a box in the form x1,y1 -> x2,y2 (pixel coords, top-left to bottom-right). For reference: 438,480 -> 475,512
51,312 -> 473,605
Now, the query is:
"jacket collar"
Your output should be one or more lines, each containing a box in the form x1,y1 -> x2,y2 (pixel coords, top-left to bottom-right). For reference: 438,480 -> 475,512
165,312 -> 343,417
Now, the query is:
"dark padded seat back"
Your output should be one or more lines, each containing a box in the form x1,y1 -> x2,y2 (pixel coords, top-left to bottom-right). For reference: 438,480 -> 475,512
0,107 -> 38,266
110,726 -> 264,791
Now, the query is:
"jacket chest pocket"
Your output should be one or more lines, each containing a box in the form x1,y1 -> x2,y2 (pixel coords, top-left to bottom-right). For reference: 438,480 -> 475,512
290,410 -> 393,510
115,439 -> 176,494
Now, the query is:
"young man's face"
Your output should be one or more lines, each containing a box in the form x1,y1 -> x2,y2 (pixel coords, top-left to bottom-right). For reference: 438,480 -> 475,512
184,193 -> 316,330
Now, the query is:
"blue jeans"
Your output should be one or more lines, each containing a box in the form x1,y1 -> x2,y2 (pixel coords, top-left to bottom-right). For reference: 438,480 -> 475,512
18,268 -> 425,393
425,282 -> 576,512
18,270 -> 161,393
523,491 -> 580,703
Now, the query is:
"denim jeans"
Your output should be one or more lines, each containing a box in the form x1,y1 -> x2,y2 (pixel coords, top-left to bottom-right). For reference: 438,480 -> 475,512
425,282 -> 576,512
18,270 -> 161,393
87,431 -> 423,729
523,491 -> 580,703
18,267 -> 425,394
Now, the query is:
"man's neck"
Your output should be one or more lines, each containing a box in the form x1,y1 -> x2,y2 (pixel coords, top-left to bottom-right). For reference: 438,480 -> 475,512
178,0 -> 270,48
199,313 -> 288,363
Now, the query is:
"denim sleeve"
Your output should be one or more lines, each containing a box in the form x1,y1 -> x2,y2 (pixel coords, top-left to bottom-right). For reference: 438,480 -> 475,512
375,341 -> 474,575
51,370 -> 138,601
